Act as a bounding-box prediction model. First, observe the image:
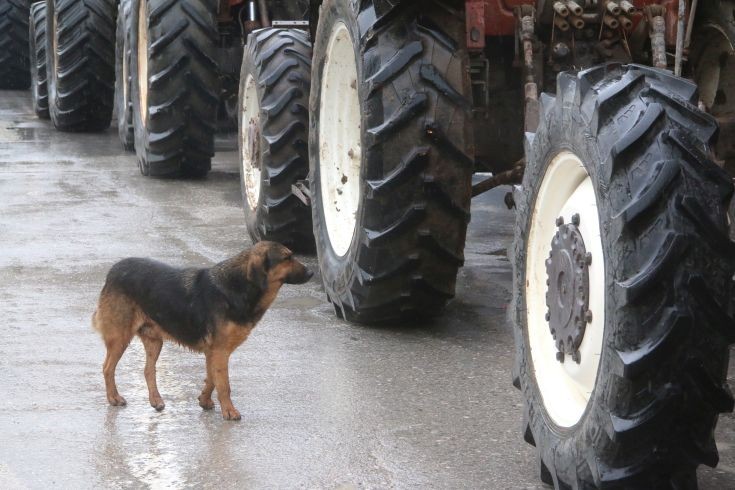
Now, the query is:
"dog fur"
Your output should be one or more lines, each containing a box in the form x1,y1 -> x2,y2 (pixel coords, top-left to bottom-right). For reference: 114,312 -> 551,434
92,241 -> 312,420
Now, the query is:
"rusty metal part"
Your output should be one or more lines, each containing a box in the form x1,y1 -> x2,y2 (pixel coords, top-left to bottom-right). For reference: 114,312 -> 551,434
674,0 -> 686,76
257,0 -> 270,27
546,214 -> 593,365
648,10 -> 667,69
471,161 -> 525,197
466,0 -> 487,51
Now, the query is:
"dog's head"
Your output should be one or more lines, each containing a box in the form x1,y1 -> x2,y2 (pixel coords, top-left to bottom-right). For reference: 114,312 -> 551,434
246,241 -> 313,289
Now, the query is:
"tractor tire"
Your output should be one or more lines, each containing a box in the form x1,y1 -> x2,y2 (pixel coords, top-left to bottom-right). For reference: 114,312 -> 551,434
0,0 -> 31,89
512,64 -> 735,488
130,0 -> 220,178
238,28 -> 314,251
309,0 -> 474,323
30,2 -> 49,118
115,0 -> 134,150
45,0 -> 116,132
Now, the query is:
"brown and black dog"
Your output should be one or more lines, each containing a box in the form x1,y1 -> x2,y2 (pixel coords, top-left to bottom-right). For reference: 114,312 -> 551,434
92,241 -> 312,420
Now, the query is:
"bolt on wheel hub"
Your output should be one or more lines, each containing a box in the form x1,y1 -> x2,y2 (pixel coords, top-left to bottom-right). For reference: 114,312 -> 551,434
545,213 -> 593,364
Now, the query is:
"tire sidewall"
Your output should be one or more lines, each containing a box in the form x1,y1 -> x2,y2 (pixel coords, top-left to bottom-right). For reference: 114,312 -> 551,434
116,0 -> 133,149
514,78 -> 616,484
29,6 -> 40,111
309,0 -> 365,300
129,0 -> 149,175
45,0 -> 60,123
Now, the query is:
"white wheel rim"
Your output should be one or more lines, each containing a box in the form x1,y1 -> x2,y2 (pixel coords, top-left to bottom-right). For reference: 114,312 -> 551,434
138,0 -> 148,125
319,22 -> 361,257
241,74 -> 262,210
526,151 -> 605,428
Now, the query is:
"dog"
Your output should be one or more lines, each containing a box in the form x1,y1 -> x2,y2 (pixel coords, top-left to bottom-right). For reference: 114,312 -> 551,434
92,241 -> 312,420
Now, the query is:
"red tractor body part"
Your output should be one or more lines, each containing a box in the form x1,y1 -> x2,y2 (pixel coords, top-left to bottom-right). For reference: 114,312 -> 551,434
469,0 -> 686,44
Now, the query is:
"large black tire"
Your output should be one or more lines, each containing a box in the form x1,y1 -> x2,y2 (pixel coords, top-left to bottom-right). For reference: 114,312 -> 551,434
309,0 -> 474,323
238,28 -> 314,251
45,0 -> 116,132
512,64 -> 735,488
0,0 -> 31,89
114,0 -> 134,150
30,1 -> 49,118
130,0 -> 220,178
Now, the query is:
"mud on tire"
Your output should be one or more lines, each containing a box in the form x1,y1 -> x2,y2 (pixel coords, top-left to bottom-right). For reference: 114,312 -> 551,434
45,0 -> 116,132
238,28 -> 314,251
512,64 -> 735,488
130,0 -> 220,177
30,2 -> 49,118
310,0 -> 474,323
0,0 -> 31,89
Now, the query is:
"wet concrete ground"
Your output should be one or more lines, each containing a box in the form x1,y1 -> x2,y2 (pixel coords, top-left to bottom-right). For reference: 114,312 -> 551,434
1,90 -> 735,489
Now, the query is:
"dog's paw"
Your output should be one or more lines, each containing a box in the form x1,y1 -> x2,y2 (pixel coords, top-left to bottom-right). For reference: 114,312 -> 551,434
150,398 -> 166,412
221,406 -> 241,421
198,395 -> 215,411
108,394 -> 127,407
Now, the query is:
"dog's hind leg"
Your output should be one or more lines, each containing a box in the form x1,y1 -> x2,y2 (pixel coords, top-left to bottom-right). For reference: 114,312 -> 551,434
103,334 -> 132,406
140,333 -> 165,411
198,353 -> 215,411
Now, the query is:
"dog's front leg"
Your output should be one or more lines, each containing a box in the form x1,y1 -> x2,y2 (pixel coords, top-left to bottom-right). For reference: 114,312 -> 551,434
198,353 -> 215,410
211,349 -> 241,421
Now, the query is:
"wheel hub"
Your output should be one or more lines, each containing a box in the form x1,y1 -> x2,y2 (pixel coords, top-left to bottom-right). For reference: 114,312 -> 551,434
545,213 -> 592,364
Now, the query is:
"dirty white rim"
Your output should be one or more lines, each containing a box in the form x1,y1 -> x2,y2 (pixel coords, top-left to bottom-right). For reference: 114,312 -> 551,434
319,22 -> 361,258
138,0 -> 148,125
526,151 -> 605,428
241,74 -> 262,210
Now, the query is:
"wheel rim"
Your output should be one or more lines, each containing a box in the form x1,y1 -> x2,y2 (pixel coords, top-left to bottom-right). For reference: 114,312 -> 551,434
138,0 -> 148,125
241,74 -> 261,211
525,151 -> 605,428
318,22 -> 361,258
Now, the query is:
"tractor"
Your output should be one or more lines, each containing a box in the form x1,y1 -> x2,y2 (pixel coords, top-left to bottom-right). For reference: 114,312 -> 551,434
10,0 -> 735,487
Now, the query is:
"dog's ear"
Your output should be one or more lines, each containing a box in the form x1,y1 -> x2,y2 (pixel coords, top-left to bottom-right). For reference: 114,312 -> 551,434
246,252 -> 269,290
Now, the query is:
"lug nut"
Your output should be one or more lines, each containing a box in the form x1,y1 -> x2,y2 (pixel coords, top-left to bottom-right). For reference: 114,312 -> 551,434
556,351 -> 565,363
556,216 -> 565,227
585,252 -> 592,265
572,351 -> 581,364
585,310 -> 593,323
572,213 -> 580,226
